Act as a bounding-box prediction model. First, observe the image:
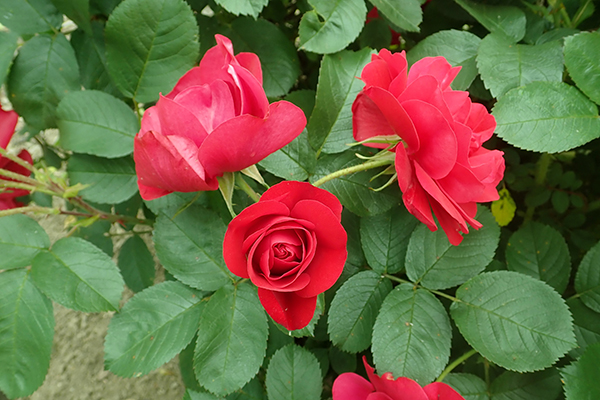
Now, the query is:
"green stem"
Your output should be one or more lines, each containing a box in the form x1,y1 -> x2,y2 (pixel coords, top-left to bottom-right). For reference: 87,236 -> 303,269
68,197 -> 151,225
133,99 -> 143,125
0,206 -> 59,218
383,274 -> 412,285
384,274 -> 461,303
236,174 -> 261,203
0,148 -> 36,173
0,168 -> 42,187
436,349 -> 478,382
0,180 -> 58,197
312,158 -> 394,187
523,153 -> 552,225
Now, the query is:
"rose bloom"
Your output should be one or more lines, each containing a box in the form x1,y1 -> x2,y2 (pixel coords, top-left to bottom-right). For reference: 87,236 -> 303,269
333,357 -> 465,400
0,105 -> 33,210
223,181 -> 347,330
352,50 -> 504,245
134,35 -> 306,200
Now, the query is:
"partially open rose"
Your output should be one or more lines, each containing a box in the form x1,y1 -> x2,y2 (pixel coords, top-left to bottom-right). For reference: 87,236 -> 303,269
223,181 -> 347,330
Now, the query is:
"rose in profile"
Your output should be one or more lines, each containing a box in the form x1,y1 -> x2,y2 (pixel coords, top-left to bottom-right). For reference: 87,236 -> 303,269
352,50 -> 504,245
333,357 -> 465,400
223,181 -> 347,330
0,105 -> 33,210
134,35 -> 306,200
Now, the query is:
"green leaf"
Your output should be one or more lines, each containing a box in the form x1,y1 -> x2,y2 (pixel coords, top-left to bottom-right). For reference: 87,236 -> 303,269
180,339 -> 202,391
505,222 -> 571,294
407,30 -> 480,91
0,31 -> 18,85
491,187 -> 516,227
551,190 -> 570,214
311,151 -> 399,217
51,0 -> 92,34
450,271 -> 576,372
454,0 -> 526,42
442,373 -> 487,400
574,240 -> 600,313
0,0 -> 62,35
568,298 -> 600,361
184,390 -> 220,400
405,207 -> 500,290
307,48 -> 373,154
118,235 -> 155,293
493,81 -> 600,153
328,271 -> 393,353
67,153 -> 138,204
259,129 -> 316,182
370,0 -> 422,32
561,343 -> 600,400
104,281 -> 204,377
105,0 -> 199,103
0,269 -> 54,398
564,32 -> 600,105
490,369 -> 561,400
144,191 -> 200,218
154,204 -> 232,291
31,237 -> 124,312
298,0 -> 367,55
227,376 -> 266,400
477,33 -> 564,98
229,17 -> 300,98
74,219 -> 113,256
7,34 -> 80,130
57,90 -> 138,158
372,284 -> 452,385
265,344 -> 322,400
0,215 -> 50,270
194,282 -> 268,396
214,0 -> 267,18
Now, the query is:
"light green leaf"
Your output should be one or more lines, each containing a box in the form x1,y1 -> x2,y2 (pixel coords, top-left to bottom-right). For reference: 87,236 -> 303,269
451,271 -> 576,372
194,282 -> 268,396
505,222 -> 571,294
407,30 -> 480,90
299,0 -> 366,55
0,215 -> 50,270
0,31 -> 18,85
154,204 -> 232,291
406,207 -> 500,290
105,0 -> 199,103
454,0 -> 526,42
574,240 -> 600,313
328,271 -> 393,353
0,0 -> 62,35
561,343 -> 600,400
493,81 -> 600,153
259,129 -> 316,182
118,235 -> 155,293
104,281 -> 204,377
308,48 -> 373,154
443,373 -> 487,400
214,0 -> 267,18
57,90 -> 138,158
370,0 -> 422,32
0,269 -> 54,398
372,284 -> 452,385
265,344 -> 322,400
477,33 -> 564,98
490,369 -> 561,400
360,206 -> 418,274
67,153 -> 138,204
7,34 -> 80,130
564,32 -> 600,105
31,237 -> 124,312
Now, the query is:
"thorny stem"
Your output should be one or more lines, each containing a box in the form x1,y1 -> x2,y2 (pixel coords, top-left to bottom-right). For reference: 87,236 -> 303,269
436,349 -> 478,382
0,179 -> 57,196
312,158 -> 394,187
0,167 -> 42,187
0,148 -> 37,173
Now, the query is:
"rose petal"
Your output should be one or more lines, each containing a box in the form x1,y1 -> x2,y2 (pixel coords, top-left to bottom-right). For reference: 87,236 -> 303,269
0,107 -> 18,150
332,373 -> 375,400
154,95 -> 209,147
423,382 -> 466,400
408,57 -> 460,91
467,102 -> 496,145
0,198 -> 19,210
399,75 -> 453,122
363,357 -> 429,400
366,393 -> 394,400
438,163 -> 486,204
235,52 -> 263,85
173,81 -> 236,133
361,58 -> 393,89
259,181 -> 343,220
257,288 -> 317,330
227,64 -> 269,118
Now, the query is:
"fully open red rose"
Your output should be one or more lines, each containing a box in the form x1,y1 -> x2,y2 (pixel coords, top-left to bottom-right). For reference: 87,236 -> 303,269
223,181 -> 347,330
0,105 -> 33,210
352,50 -> 504,245
134,35 -> 307,200
333,357 -> 465,400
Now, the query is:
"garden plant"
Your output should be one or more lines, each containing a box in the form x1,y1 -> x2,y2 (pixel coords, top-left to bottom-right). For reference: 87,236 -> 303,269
0,0 -> 599,399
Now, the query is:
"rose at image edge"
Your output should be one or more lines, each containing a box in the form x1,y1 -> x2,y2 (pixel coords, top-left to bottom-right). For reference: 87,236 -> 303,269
223,181 -> 348,330
133,34 -> 307,201
352,50 -> 505,246
0,104 -> 33,210
332,356 -> 465,400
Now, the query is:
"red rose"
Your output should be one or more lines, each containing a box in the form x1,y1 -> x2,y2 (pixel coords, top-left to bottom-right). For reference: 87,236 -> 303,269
0,105 -> 33,210
134,35 -> 306,200
333,357 -> 465,400
223,181 -> 347,330
352,50 -> 504,245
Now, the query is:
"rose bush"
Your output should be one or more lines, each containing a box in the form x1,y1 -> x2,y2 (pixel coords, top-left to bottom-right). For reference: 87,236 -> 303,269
0,106 -> 33,210
134,35 -> 307,200
223,181 -> 347,330
352,50 -> 505,245
333,357 -> 464,400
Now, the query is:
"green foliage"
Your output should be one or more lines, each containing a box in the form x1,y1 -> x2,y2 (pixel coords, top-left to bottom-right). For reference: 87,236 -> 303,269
117,235 -> 155,293
0,0 -> 62,35
489,369 -> 562,400
564,32 -> 600,105
0,31 -> 18,85
265,344 -> 322,400
442,374 -> 487,400
370,0 -> 422,32
214,0 -> 268,18
574,240 -> 600,313
561,343 -> 600,400
454,0 -> 526,42
0,215 -> 50,270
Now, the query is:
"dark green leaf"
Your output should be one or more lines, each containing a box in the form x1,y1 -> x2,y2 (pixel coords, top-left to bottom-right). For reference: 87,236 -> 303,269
144,191 -> 200,218
574,240 -> 600,313
454,0 -> 526,42
184,390 -> 220,400
0,31 -> 18,85
329,346 -> 356,374
561,343 -> 600,400
104,281 -> 204,377
214,0 -> 267,18
31,237 -> 124,312
551,191 -> 570,214
566,298 -> 600,359
442,373 -> 487,400
51,0 -> 92,34
259,129 -> 316,181
490,369 -> 561,400
451,271 -> 576,372
7,34 -> 80,130
265,344 -> 322,400
0,0 -> 62,35
370,0 -> 422,32
564,32 -> 600,105
180,339 -> 202,391
372,284 -> 452,384
227,376 -> 266,400
194,282 -> 268,396
105,0 -> 199,102
493,82 -> 600,153
118,235 -> 155,293
0,214 -> 50,270
74,219 -> 113,256
328,271 -> 392,353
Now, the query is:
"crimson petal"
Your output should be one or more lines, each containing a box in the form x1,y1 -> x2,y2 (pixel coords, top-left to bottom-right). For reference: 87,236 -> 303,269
257,288 -> 317,331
